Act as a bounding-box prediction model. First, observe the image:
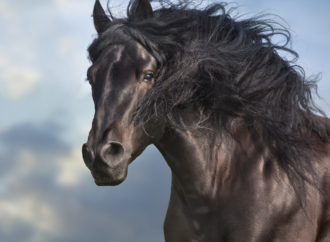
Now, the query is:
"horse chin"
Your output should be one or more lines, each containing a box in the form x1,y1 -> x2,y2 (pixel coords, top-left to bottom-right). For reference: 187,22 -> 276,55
94,179 -> 125,186
91,164 -> 128,186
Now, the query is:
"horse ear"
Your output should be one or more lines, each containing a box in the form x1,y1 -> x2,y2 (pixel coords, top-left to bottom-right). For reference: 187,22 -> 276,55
93,0 -> 111,34
133,0 -> 153,22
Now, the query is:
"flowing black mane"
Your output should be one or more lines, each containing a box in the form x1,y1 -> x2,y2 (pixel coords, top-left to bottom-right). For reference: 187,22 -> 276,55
88,1 -> 330,198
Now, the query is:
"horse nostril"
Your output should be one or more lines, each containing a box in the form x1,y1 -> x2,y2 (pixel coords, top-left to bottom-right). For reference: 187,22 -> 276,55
108,143 -> 122,155
100,142 -> 125,167
82,143 -> 94,169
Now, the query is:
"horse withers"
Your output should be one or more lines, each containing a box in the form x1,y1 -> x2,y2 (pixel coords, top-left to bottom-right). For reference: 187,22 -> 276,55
82,0 -> 330,241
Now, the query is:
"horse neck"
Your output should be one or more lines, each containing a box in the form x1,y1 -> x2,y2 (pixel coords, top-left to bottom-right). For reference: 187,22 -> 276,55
155,120 -> 261,205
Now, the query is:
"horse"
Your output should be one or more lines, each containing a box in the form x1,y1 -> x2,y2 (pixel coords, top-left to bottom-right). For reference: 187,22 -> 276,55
82,0 -> 330,241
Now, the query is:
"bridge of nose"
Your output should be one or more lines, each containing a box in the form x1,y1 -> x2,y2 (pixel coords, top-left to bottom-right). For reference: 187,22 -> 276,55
91,78 -> 136,147
86,95 -> 135,167
91,97 -> 133,142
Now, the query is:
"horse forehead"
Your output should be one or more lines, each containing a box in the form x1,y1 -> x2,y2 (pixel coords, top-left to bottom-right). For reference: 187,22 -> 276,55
88,45 -> 124,75
123,41 -> 157,67
91,41 -> 156,75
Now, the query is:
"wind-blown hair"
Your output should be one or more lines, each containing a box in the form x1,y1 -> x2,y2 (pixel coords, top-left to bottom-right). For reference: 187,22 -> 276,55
88,0 -> 330,199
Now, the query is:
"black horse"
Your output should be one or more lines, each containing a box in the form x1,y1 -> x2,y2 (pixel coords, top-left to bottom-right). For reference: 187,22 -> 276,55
82,0 -> 330,241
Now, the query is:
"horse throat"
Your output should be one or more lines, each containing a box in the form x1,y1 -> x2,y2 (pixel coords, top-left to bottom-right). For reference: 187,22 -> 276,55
154,122 -> 271,212
155,128 -> 228,208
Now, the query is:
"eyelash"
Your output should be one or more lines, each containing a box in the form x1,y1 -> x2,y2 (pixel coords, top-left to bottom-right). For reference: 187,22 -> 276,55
86,77 -> 92,84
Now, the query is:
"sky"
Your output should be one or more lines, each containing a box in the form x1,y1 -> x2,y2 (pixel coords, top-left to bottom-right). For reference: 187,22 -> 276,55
0,0 -> 329,241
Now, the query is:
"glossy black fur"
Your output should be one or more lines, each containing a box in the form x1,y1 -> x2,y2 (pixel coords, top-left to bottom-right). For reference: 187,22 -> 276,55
83,1 -> 330,241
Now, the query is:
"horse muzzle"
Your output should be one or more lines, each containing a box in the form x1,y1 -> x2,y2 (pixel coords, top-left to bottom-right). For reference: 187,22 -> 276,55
82,142 -> 130,186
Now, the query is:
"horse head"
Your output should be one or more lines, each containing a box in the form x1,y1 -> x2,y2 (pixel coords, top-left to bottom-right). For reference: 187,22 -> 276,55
82,0 -> 163,186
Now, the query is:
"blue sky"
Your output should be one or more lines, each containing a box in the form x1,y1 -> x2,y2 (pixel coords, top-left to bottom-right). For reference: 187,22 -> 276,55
0,0 -> 329,241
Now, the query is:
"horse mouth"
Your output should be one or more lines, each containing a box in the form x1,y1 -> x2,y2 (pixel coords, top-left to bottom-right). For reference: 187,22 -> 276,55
94,177 -> 124,186
91,167 -> 128,186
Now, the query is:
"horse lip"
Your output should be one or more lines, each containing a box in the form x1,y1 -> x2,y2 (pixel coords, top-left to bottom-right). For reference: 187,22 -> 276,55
94,178 -> 124,186
91,160 -> 129,186
92,172 -> 122,186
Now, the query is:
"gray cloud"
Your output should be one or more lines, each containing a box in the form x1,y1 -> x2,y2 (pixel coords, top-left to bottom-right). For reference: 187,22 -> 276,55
0,121 -> 170,242
0,122 -> 69,155
0,141 -> 171,242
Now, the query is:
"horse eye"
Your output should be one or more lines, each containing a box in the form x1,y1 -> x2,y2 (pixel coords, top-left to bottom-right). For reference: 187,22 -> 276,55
143,73 -> 154,82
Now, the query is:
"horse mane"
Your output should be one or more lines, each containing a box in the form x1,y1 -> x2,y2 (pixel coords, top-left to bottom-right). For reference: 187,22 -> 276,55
88,0 -> 330,200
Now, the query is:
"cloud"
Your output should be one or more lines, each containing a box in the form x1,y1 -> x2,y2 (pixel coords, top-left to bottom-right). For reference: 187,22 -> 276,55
0,2 -> 42,100
0,125 -> 170,242
0,2 -> 12,18
0,121 -> 72,191
0,122 -> 70,155
56,35 -> 78,58
0,128 -> 62,242
0,121 -> 73,242
0,195 -> 60,242
56,148 -> 89,187
0,120 -> 171,242
0,63 -> 40,99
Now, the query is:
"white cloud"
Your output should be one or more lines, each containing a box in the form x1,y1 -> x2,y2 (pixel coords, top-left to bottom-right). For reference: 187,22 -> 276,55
3,149 -> 39,188
54,0 -> 70,3
0,195 -> 60,242
0,1 -> 14,19
0,2 -> 41,99
57,35 -> 78,58
56,148 -> 89,187
0,60 -> 40,99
